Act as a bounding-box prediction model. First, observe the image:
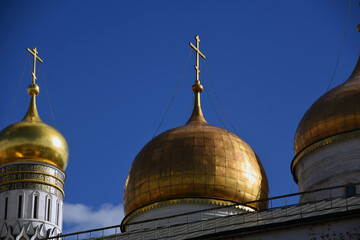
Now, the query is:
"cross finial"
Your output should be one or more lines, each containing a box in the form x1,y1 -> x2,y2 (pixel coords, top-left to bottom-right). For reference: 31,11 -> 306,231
27,47 -> 43,84
187,35 -> 208,125
189,35 -> 206,85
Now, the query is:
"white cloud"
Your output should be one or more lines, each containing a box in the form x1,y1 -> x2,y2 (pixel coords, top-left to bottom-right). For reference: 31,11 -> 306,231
63,202 -> 124,234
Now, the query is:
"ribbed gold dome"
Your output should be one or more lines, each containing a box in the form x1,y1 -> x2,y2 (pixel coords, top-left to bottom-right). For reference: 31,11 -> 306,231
294,56 -> 360,156
123,86 -> 269,218
0,84 -> 69,171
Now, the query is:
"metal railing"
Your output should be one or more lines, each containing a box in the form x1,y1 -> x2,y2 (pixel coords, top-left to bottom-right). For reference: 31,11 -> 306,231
48,183 -> 360,240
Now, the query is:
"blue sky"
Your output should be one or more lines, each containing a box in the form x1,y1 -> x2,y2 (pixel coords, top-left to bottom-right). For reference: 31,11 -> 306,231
0,0 -> 359,233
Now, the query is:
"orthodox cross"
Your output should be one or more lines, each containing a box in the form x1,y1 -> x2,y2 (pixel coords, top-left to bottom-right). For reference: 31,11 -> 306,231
27,47 -> 43,84
189,35 -> 206,82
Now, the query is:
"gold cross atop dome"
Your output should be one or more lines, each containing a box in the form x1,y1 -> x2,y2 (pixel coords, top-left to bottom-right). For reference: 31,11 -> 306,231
189,35 -> 206,84
27,47 -> 43,84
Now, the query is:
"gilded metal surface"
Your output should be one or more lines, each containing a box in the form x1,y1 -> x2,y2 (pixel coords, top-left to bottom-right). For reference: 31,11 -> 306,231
0,48 -> 69,170
292,129 -> 360,183
124,90 -> 269,216
0,117 -> 69,170
294,56 -> 360,155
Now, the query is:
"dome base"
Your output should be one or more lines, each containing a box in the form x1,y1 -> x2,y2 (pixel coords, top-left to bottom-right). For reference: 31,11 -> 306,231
121,198 -> 255,232
292,131 -> 360,203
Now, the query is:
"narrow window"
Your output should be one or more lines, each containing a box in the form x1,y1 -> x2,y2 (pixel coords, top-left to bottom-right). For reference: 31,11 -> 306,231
47,198 -> 51,221
4,197 -> 8,220
346,185 -> 356,198
33,195 -> 38,218
56,203 -> 60,225
18,195 -> 23,218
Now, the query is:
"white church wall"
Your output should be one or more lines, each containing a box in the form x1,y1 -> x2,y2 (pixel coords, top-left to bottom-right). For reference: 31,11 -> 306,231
294,136 -> 360,202
125,202 -> 253,232
0,189 -> 63,232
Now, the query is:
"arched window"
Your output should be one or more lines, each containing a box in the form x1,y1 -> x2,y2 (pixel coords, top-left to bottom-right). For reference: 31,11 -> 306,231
33,192 -> 39,219
46,196 -> 52,222
4,197 -> 8,220
56,201 -> 60,225
18,195 -> 23,218
346,184 -> 356,198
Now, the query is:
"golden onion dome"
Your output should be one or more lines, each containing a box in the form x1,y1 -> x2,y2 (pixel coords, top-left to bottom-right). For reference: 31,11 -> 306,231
0,83 -> 69,171
123,80 -> 269,218
294,56 -> 360,157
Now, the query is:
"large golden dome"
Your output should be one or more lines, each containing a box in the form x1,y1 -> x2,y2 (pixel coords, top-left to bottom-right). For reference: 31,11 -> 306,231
123,82 -> 269,219
294,56 -> 360,156
0,83 -> 69,171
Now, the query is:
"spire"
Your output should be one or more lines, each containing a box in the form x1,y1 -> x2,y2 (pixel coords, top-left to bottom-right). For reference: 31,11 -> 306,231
187,35 -> 208,125
22,47 -> 43,123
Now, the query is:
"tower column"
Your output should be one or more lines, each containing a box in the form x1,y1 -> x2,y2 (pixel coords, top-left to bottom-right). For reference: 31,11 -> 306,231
0,48 -> 69,239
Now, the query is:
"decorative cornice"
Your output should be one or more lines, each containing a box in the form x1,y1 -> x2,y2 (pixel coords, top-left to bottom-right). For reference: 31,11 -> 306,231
0,170 -> 65,186
0,162 -> 65,197
0,221 -> 60,240
0,180 -> 64,196
0,162 -> 65,180
121,197 -> 255,231
0,182 -> 64,198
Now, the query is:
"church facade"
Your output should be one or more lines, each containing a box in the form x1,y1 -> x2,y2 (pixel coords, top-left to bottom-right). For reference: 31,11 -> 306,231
1,30 -> 360,239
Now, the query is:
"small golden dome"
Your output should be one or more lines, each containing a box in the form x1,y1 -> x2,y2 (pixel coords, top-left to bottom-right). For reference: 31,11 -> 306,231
123,85 -> 269,218
0,84 -> 69,171
294,57 -> 360,156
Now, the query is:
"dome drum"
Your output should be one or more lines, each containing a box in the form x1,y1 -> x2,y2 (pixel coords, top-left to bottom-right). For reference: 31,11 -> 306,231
293,134 -> 360,203
0,162 -> 66,198
122,198 -> 256,232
